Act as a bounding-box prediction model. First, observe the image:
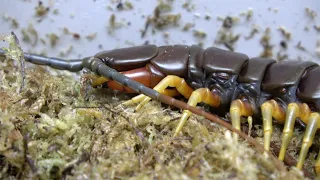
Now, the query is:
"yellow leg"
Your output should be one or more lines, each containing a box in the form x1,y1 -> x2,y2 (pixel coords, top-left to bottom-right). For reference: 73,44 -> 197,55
122,75 -> 194,111
161,89 -> 180,97
248,116 -> 253,137
296,112 -> 320,170
92,76 -> 109,87
315,150 -> 320,176
173,88 -> 220,137
81,74 -> 109,87
278,103 -> 311,161
278,103 -> 299,161
229,99 -> 253,140
261,100 -> 286,151
123,89 -> 179,106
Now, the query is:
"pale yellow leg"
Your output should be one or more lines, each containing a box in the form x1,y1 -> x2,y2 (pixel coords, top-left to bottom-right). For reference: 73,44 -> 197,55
248,116 -> 253,137
161,89 -> 180,97
81,74 -> 109,87
92,76 -> 109,87
122,75 -> 194,111
122,89 -> 179,106
278,103 -> 311,161
261,100 -> 286,151
173,88 -> 220,137
315,150 -> 320,176
278,103 -> 299,161
229,100 -> 253,140
296,112 -> 320,170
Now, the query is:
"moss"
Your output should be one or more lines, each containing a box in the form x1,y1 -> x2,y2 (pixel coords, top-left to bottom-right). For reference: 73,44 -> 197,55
141,1 -> 181,38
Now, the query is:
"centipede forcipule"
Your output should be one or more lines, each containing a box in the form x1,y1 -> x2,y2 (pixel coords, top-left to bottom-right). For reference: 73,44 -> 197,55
1,44 -> 319,176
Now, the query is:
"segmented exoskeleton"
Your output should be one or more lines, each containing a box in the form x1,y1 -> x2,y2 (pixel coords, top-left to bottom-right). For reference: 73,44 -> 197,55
1,44 -> 319,175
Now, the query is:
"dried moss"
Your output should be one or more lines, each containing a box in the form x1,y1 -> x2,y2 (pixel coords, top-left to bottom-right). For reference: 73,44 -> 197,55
46,33 -> 59,47
107,14 -> 126,35
215,16 -> 241,51
35,1 -> 50,17
2,14 -> 19,29
0,33 -> 25,92
260,28 -> 274,58
141,1 -> 181,37
21,24 -> 38,47
0,34 -> 314,180
245,24 -> 259,40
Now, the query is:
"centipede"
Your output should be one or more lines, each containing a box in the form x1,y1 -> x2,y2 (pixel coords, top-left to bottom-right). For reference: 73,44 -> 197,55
1,44 -> 319,176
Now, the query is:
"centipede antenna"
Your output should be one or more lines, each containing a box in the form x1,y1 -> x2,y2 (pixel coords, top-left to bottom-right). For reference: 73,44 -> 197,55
0,48 -> 84,72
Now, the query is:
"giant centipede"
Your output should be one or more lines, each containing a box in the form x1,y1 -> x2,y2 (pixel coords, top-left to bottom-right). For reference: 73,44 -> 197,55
1,44 -> 319,176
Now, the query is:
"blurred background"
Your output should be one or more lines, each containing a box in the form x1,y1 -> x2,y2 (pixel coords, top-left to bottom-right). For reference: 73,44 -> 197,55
0,0 -> 319,62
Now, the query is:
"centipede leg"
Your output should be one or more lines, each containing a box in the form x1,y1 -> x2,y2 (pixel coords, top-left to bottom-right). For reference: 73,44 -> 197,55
122,75 -> 194,111
229,100 -> 253,140
261,100 -> 286,151
315,150 -> 320,176
278,103 -> 311,161
92,76 -> 109,87
174,88 -> 220,137
80,74 -> 109,87
296,112 -> 320,170
123,89 -> 180,105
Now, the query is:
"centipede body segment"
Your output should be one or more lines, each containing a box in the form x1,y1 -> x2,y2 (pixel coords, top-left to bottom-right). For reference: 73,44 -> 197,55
1,44 -> 319,175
